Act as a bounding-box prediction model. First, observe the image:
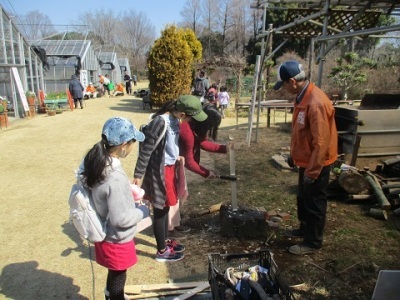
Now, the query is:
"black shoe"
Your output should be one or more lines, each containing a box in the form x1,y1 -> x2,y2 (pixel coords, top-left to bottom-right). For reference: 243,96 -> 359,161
167,229 -> 187,240
284,228 -> 304,238
174,225 -> 191,233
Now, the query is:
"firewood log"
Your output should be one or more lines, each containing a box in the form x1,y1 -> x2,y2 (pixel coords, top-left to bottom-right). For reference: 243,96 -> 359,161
347,194 -> 374,201
364,175 -> 391,210
369,208 -> 388,220
338,169 -> 369,194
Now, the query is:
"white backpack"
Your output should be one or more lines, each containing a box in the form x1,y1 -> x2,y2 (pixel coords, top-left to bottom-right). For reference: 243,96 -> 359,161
68,182 -> 107,242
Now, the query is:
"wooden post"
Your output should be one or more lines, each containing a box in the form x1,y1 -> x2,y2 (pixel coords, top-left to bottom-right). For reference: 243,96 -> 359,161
364,175 -> 391,210
350,135 -> 362,166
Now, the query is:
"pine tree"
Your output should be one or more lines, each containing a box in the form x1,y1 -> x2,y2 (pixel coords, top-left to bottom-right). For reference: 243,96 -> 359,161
328,52 -> 376,100
148,26 -> 200,106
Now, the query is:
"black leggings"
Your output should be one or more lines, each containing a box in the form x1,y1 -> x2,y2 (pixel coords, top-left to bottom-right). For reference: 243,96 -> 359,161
106,269 -> 127,300
153,206 -> 170,252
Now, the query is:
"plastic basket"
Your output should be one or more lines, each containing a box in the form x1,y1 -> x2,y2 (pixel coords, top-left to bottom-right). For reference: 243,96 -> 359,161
208,250 -> 294,300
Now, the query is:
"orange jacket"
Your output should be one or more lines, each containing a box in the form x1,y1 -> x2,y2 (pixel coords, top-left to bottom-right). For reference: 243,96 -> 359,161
291,82 -> 338,179
116,83 -> 124,92
86,85 -> 96,93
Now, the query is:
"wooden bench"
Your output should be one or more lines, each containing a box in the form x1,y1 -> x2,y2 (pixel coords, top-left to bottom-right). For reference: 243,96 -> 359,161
235,100 -> 293,127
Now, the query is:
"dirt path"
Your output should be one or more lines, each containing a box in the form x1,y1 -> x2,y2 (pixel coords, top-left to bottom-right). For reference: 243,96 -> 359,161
0,82 -> 257,299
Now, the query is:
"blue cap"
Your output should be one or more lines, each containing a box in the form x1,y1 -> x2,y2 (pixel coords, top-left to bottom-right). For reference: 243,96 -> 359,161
273,61 -> 305,90
102,117 -> 144,146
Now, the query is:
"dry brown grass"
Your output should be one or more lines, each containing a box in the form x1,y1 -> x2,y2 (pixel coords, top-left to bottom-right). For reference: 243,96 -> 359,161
1,83 -> 399,299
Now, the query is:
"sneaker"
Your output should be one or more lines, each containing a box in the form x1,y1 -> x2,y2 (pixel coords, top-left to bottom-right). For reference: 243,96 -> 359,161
165,239 -> 185,253
288,243 -> 320,255
174,225 -> 191,233
155,246 -> 184,262
284,228 -> 305,238
167,229 -> 187,240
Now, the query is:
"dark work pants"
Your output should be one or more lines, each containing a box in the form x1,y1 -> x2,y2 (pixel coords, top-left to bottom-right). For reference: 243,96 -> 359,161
297,165 -> 331,248
125,83 -> 131,94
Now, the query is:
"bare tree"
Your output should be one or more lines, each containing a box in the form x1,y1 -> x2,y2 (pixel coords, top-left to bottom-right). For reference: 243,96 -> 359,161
226,0 -> 252,56
200,0 -> 220,58
79,9 -> 155,71
214,0 -> 234,55
80,9 -> 118,48
18,10 -> 57,41
180,0 -> 203,35
115,10 -> 156,70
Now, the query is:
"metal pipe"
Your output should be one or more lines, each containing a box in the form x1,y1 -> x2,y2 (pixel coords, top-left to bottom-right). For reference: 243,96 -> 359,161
264,40 -> 288,61
334,114 -> 360,123
317,0 -> 330,87
257,10 -> 328,39
0,63 -> 25,67
308,19 -> 363,40
315,24 -> 400,42
357,129 -> 400,134
338,136 -> 354,143
358,152 -> 400,157
318,1 -> 369,60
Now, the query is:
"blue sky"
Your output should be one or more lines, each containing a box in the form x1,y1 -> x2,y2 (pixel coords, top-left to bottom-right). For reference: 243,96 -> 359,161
0,0 -> 187,36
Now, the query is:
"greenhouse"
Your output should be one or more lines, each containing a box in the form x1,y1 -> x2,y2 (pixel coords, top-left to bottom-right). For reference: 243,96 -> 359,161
0,5 -> 46,120
98,52 -> 122,84
32,40 -> 99,92
118,57 -> 131,78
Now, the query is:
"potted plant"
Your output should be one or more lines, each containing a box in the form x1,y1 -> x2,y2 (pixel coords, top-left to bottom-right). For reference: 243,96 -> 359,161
46,103 -> 57,116
26,90 -> 36,106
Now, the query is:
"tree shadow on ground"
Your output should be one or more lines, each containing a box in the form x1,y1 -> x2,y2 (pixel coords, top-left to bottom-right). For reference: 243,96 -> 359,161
0,261 -> 88,299
108,98 -> 156,115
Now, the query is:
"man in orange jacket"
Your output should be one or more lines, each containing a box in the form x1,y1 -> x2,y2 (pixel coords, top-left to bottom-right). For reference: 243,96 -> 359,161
274,60 -> 337,255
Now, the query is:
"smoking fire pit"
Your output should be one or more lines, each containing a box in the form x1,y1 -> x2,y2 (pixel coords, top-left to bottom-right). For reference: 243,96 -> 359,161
218,140 -> 268,239
219,202 -> 267,238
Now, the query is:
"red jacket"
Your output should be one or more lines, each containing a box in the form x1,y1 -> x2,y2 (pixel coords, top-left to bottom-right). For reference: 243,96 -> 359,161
291,82 -> 338,179
179,121 -> 227,178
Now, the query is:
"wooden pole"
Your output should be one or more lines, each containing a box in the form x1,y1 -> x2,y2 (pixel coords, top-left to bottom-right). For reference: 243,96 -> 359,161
347,194 -> 374,201
369,208 -> 388,220
365,175 -> 391,210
